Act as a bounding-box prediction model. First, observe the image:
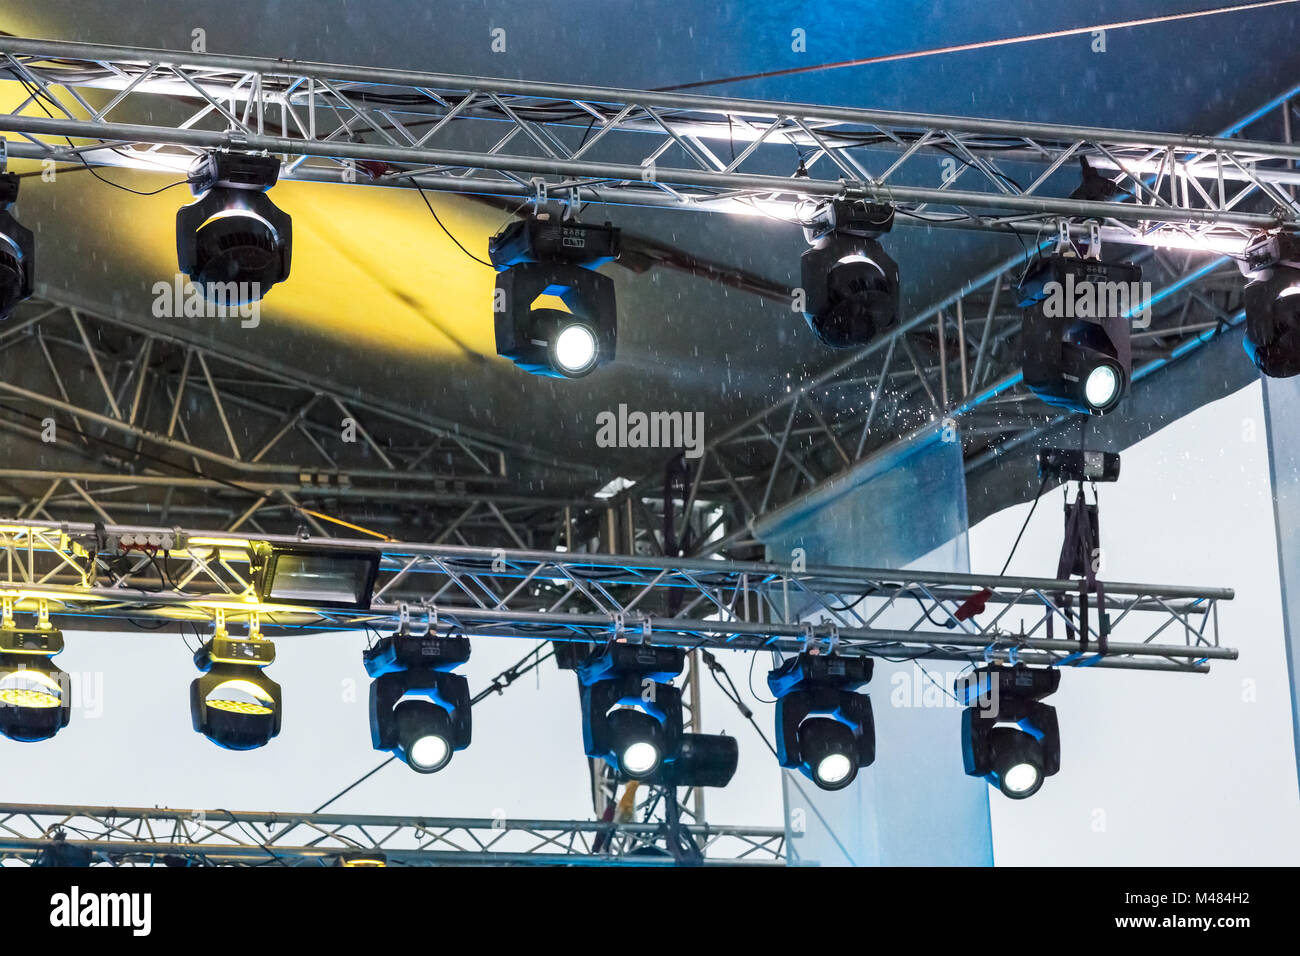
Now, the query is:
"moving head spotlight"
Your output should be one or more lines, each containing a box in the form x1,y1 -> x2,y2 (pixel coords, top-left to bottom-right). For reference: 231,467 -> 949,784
489,216 -> 620,378
1240,231 -> 1300,378
577,643 -> 684,781
768,652 -> 875,791
0,172 -> 34,320
0,625 -> 71,742
365,630 -> 472,774
1017,255 -> 1139,414
957,664 -> 1061,800
800,199 -> 899,348
190,628 -> 282,750
177,151 -> 292,304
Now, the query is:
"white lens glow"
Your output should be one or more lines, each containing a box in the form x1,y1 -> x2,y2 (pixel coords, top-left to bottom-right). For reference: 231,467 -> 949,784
554,325 -> 597,373
816,753 -> 853,786
409,734 -> 450,771
622,741 -> 659,775
1085,365 -> 1119,408
1003,761 -> 1040,794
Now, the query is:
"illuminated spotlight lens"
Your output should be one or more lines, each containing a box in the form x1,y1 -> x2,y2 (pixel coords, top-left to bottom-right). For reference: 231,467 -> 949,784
1084,364 -> 1120,409
554,324 -> 597,374
395,700 -> 455,773
0,688 -> 59,708
408,733 -> 451,772
990,727 -> 1046,799
622,740 -> 660,776
816,752 -> 854,787
206,699 -> 274,716
798,717 -> 859,791
1003,761 -> 1041,795
606,708 -> 663,778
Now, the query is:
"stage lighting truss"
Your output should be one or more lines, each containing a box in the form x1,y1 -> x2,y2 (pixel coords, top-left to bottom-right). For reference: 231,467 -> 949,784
2,35 -> 1297,251
0,520 -> 1237,679
176,151 -> 292,304
364,626 -> 472,773
957,664 -> 1061,800
769,652 -> 875,791
190,614 -> 282,751
0,160 -> 34,321
578,643 -> 685,780
799,200 -> 900,349
1240,230 -> 1300,377
0,605 -> 70,743
489,216 -> 620,378
1016,248 -> 1140,415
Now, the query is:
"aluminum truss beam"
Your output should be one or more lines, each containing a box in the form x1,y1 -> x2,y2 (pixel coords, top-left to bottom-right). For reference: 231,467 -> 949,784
0,519 -> 1235,674
0,803 -> 785,866
0,37 -> 1295,246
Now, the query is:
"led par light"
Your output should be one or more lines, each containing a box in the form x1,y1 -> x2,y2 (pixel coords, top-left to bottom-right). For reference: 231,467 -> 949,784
0,626 -> 70,742
488,217 -> 619,378
800,200 -> 899,349
177,151 -> 292,303
0,172 -> 34,321
190,632 -> 282,750
957,664 -> 1061,800
1240,232 -> 1300,377
250,543 -> 380,610
365,631 -> 472,774
1017,256 -> 1138,415
578,643 -> 684,780
768,652 -> 874,791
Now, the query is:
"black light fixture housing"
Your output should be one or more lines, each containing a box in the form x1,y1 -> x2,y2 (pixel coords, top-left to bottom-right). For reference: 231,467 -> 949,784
768,652 -> 874,791
577,643 -> 684,781
0,626 -> 71,742
190,631 -> 282,750
0,171 -> 34,321
365,631 -> 472,774
177,151 -> 292,303
800,200 -> 899,348
250,543 -> 380,610
34,829 -> 93,867
1038,447 -> 1121,485
1240,231 -> 1300,377
488,216 -> 620,378
1017,255 -> 1138,414
650,732 -> 740,789
957,664 -> 1061,800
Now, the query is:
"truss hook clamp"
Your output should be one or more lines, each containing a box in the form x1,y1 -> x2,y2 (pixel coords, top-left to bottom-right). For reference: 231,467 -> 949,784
612,612 -> 650,644
821,624 -> 841,656
420,601 -> 439,635
396,602 -> 412,636
983,632 -> 1022,665
561,186 -> 581,220
801,622 -> 826,654
530,177 -> 549,208
1086,221 -> 1102,260
1055,219 -> 1072,255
